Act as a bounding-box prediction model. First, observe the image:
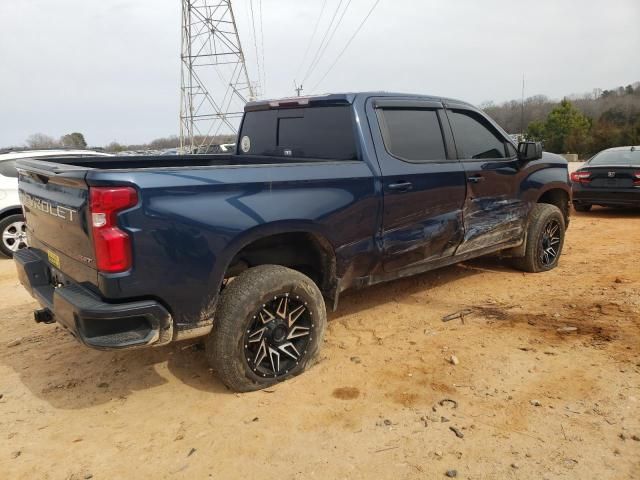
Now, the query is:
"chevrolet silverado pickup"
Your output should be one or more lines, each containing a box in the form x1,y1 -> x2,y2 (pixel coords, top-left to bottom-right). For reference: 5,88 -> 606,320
14,92 -> 571,391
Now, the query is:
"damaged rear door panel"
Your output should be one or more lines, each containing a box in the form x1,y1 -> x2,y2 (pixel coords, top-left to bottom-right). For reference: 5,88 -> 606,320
367,98 -> 467,272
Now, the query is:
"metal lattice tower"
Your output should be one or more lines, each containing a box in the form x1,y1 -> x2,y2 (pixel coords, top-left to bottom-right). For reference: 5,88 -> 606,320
179,0 -> 256,153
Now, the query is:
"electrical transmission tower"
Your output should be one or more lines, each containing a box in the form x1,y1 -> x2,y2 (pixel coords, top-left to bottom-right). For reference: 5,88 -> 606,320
179,0 -> 256,153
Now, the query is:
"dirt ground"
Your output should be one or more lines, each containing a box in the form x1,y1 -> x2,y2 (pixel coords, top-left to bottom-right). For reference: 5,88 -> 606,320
1,208 -> 639,479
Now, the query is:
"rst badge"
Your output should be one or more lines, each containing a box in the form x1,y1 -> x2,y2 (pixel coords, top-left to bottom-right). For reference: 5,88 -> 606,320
608,171 -> 616,178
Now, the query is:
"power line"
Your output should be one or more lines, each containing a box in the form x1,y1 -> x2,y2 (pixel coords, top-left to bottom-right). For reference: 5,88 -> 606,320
179,0 -> 254,152
294,0 -> 328,82
248,0 -> 262,96
300,0 -> 344,85
302,0 -> 353,86
310,0 -> 382,92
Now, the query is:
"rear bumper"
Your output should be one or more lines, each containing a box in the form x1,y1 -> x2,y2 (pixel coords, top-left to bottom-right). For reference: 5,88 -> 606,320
14,248 -> 173,350
572,187 -> 640,207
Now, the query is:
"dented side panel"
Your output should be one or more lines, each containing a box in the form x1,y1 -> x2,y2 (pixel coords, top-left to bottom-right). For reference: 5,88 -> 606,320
363,97 -> 468,273
457,158 -> 528,255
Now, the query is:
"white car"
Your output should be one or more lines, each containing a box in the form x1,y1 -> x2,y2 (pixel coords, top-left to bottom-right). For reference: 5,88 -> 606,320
0,149 -> 111,258
219,143 -> 236,153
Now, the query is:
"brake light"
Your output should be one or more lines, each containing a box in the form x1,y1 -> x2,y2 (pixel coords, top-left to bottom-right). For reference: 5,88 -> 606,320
570,171 -> 591,184
634,171 -> 640,187
269,98 -> 310,108
89,187 -> 138,273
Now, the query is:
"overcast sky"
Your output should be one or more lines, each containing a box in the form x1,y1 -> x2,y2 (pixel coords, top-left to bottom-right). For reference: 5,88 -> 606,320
1,0 -> 639,147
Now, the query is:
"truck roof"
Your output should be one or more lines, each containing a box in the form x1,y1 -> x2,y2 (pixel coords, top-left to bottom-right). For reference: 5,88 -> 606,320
245,92 -> 474,111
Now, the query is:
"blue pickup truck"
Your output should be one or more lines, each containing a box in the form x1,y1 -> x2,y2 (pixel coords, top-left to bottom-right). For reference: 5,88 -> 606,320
14,92 -> 571,391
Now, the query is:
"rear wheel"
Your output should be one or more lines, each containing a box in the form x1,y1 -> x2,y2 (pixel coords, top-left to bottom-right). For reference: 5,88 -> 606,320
513,204 -> 565,273
574,203 -> 592,212
206,265 -> 327,392
0,214 -> 28,259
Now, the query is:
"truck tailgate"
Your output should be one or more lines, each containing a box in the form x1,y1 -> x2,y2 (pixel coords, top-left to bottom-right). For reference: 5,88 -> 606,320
17,161 -> 97,283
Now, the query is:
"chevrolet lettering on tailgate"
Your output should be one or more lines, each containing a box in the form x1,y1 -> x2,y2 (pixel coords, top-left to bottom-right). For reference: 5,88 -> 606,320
21,192 -> 78,222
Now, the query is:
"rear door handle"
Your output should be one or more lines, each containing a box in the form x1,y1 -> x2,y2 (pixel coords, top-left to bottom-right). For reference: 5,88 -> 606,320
467,175 -> 485,183
387,181 -> 413,192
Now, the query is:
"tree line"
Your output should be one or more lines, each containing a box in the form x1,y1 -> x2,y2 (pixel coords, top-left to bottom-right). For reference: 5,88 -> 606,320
103,135 -> 235,153
21,132 -> 88,150
5,133 -> 236,153
483,82 -> 640,157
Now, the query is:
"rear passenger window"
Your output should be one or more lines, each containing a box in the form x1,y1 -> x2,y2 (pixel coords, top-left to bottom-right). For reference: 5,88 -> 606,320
378,109 -> 447,162
448,110 -> 507,159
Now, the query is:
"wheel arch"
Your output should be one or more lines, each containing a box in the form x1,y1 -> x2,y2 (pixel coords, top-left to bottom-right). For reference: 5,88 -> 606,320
220,224 -> 338,299
0,206 -> 23,219
536,186 -> 570,226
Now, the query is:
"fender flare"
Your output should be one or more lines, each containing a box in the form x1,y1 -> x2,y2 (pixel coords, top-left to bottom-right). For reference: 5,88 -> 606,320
212,221 -> 338,293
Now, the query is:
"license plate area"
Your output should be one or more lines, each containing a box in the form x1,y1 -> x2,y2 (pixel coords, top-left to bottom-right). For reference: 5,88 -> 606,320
47,249 -> 61,269
47,264 -> 70,289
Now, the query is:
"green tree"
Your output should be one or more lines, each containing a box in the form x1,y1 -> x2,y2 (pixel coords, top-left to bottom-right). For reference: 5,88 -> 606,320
622,116 -> 640,145
590,122 -> 622,153
60,132 -> 87,149
526,120 -> 546,141
600,107 -> 628,126
541,99 -> 591,154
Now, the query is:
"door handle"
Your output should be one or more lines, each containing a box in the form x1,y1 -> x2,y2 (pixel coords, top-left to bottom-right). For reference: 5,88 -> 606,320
467,175 -> 485,183
387,181 -> 413,192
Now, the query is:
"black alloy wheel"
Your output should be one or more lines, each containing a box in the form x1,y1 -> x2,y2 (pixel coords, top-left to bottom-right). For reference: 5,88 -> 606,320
538,219 -> 561,267
511,203 -> 565,273
244,293 -> 313,378
206,265 -> 326,392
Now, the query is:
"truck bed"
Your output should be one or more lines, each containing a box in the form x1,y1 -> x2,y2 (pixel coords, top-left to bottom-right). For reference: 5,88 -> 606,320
15,152 -> 377,333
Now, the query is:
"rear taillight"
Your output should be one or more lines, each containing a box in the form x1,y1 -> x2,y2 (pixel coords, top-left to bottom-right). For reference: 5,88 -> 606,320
89,187 -> 138,273
570,171 -> 591,184
634,171 -> 640,187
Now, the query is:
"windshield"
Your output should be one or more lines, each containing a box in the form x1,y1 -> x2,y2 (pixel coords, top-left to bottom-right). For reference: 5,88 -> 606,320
588,149 -> 640,166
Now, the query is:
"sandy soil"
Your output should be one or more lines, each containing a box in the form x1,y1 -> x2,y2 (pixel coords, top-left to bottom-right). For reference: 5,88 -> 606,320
1,208 -> 639,479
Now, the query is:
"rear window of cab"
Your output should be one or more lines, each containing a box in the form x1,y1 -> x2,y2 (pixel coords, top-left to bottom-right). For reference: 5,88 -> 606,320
239,106 -> 357,161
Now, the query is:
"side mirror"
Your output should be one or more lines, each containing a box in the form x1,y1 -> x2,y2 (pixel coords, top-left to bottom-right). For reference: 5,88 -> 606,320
517,141 -> 543,162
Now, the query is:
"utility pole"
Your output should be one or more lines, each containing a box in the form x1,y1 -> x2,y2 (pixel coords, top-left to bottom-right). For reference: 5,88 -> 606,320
179,0 -> 256,154
520,74 -> 525,140
294,81 -> 303,97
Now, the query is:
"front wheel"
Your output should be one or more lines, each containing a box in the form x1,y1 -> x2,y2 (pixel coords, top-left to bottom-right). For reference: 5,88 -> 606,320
512,204 -> 566,273
0,214 -> 28,259
206,265 -> 327,392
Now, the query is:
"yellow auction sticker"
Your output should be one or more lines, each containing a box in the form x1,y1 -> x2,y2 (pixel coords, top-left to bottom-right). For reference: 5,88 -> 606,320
47,250 -> 61,269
